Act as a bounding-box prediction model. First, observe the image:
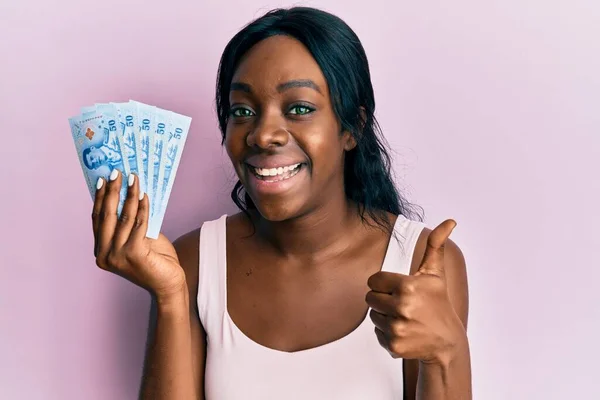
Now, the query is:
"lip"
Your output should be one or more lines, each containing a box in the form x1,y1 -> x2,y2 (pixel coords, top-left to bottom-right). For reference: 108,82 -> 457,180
245,163 -> 307,196
245,154 -> 305,169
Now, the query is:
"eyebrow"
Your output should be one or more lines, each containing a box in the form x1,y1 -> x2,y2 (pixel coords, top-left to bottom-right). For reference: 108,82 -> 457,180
230,79 -> 323,95
230,82 -> 252,93
277,79 -> 322,94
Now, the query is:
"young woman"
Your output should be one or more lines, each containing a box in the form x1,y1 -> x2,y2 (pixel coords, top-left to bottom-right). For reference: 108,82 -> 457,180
91,7 -> 471,399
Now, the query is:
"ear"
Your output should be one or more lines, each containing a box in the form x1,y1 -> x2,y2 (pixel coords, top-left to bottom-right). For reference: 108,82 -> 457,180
343,131 -> 357,151
342,106 -> 366,151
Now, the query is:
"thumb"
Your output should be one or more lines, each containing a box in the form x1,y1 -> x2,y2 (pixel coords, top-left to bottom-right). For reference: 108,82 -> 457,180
416,219 -> 457,277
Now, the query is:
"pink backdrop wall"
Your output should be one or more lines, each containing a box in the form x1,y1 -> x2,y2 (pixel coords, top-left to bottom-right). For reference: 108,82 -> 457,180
1,0 -> 598,398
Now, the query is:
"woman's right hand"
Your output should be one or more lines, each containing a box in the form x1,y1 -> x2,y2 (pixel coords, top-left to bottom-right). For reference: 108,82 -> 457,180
92,169 -> 186,300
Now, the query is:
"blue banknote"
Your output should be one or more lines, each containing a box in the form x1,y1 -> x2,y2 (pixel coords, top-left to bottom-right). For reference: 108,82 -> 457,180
96,103 -> 131,174
146,111 -> 192,238
131,100 -> 156,200
69,108 -> 128,214
70,101 -> 191,239
112,102 -> 145,193
150,109 -> 171,219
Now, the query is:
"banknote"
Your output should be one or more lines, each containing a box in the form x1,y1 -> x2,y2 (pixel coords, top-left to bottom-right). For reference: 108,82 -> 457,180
96,103 -> 131,175
132,100 -> 156,199
150,109 -> 171,219
146,111 -> 192,238
112,101 -> 145,193
69,109 -> 128,214
70,101 -> 191,239
145,108 -> 170,238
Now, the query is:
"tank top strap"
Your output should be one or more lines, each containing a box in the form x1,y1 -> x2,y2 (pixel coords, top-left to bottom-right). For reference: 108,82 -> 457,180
197,214 -> 228,334
381,214 -> 427,275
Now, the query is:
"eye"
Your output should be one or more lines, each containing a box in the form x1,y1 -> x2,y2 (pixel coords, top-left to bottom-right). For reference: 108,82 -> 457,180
288,104 -> 315,116
230,107 -> 255,118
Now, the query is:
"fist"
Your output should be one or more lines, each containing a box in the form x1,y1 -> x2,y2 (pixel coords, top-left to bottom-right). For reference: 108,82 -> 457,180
366,219 -> 466,364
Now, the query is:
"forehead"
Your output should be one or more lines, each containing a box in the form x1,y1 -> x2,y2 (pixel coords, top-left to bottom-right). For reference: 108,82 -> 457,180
232,35 -> 328,92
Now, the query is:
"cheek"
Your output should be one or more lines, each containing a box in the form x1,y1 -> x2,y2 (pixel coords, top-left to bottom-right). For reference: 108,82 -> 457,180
303,129 -> 345,175
223,129 -> 252,182
223,128 -> 242,159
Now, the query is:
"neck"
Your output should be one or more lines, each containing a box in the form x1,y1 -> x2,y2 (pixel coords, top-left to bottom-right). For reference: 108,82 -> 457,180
252,198 -> 361,262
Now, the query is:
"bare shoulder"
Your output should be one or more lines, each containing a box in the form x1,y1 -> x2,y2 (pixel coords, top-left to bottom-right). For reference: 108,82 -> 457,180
173,228 -> 202,303
171,213 -> 249,301
173,228 -> 201,265
409,227 -> 465,271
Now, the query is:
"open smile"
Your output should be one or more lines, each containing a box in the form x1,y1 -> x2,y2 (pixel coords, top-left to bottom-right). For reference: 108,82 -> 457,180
250,162 -> 303,182
245,162 -> 307,194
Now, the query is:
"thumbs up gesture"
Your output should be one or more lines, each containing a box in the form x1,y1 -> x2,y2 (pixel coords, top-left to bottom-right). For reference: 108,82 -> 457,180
366,219 -> 467,364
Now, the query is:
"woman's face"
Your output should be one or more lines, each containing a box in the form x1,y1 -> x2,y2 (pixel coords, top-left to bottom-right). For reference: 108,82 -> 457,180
225,35 -> 355,221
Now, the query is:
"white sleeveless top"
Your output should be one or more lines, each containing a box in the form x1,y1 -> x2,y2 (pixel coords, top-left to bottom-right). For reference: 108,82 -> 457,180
197,214 -> 426,400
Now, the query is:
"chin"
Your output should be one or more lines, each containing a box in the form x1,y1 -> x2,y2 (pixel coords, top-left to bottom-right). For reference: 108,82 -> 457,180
250,198 -> 307,223
240,163 -> 312,222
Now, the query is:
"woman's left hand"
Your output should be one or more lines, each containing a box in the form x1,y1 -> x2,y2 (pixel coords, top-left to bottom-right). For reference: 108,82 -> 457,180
366,219 -> 467,365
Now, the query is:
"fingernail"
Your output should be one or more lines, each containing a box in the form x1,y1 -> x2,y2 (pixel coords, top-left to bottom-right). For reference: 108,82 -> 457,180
139,191 -> 144,201
109,169 -> 119,181
96,177 -> 104,190
128,174 -> 135,187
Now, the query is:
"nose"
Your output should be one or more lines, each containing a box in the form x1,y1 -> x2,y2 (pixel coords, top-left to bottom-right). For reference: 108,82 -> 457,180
246,111 -> 289,149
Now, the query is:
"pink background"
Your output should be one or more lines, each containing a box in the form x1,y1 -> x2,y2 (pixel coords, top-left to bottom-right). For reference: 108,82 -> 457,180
1,0 -> 598,398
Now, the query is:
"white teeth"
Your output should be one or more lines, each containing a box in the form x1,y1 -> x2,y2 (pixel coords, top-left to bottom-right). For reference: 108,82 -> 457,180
253,163 -> 300,177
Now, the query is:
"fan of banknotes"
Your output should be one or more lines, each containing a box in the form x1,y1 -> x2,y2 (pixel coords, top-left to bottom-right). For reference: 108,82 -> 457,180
68,100 -> 192,239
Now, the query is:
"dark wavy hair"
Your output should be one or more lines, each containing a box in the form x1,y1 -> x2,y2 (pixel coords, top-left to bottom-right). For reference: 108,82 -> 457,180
215,7 -> 423,231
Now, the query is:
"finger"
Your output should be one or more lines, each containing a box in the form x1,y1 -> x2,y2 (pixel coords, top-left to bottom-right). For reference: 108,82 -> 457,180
369,309 -> 393,334
367,271 -> 406,294
417,219 -> 457,277
113,174 -> 140,249
97,169 -> 122,261
374,326 -> 391,351
92,177 -> 106,256
130,189 -> 150,243
375,327 -> 407,359
365,290 -> 398,316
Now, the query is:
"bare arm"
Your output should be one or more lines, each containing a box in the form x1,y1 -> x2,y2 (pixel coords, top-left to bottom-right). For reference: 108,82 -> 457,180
139,229 -> 207,400
139,290 -> 196,399
88,172 -> 206,399
404,230 -> 471,400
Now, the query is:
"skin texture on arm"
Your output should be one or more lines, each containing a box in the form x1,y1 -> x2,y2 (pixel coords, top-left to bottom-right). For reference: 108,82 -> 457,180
403,229 -> 471,400
139,229 -> 207,400
90,170 -> 201,400
139,290 -> 196,399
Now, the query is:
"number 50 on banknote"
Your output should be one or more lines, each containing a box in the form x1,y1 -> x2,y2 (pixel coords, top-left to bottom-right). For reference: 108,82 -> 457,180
69,100 -> 192,239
